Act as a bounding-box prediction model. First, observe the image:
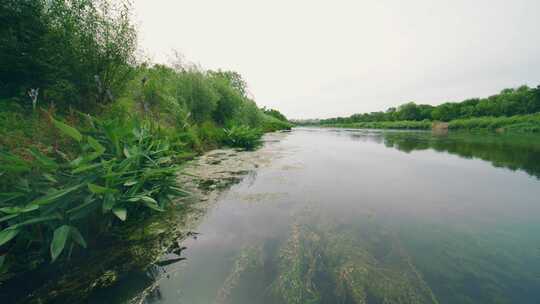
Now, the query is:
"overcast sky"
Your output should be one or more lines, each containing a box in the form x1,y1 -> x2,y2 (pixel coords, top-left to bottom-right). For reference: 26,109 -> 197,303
132,0 -> 540,119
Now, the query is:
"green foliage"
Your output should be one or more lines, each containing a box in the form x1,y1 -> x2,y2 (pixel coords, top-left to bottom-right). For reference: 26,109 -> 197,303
223,126 -> 263,150
324,114 -> 540,133
261,114 -> 294,132
196,121 -> 226,149
0,0 -> 290,294
448,113 -> 540,132
262,107 -> 289,122
0,0 -> 137,110
126,64 -> 291,141
180,71 -> 219,123
0,116 -> 183,265
315,85 -> 540,126
210,75 -> 244,125
326,120 -> 432,130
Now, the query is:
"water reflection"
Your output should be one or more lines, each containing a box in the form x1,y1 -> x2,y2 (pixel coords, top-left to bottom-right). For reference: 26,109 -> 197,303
380,131 -> 540,178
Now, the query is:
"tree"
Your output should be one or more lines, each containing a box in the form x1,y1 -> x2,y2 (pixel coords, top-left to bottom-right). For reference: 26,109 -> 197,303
0,0 -> 49,99
0,0 -> 137,110
209,70 -> 248,98
397,102 -> 420,121
262,107 -> 288,122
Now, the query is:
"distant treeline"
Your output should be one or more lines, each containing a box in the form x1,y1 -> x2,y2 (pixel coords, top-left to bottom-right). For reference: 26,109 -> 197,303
316,85 -> 540,125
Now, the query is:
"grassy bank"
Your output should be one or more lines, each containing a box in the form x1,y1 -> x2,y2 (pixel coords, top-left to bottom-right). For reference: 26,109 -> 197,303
320,113 -> 540,133
447,113 -> 540,132
0,55 -> 292,301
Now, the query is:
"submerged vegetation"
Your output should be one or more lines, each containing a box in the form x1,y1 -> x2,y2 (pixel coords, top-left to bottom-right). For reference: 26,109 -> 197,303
211,210 -> 440,304
272,215 -> 439,304
306,85 -> 540,132
0,0 -> 290,301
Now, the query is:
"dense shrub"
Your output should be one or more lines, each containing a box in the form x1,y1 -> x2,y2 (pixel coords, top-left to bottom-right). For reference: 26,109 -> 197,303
0,0 -> 137,110
262,107 -> 289,122
261,114 -> 293,132
211,76 -> 244,125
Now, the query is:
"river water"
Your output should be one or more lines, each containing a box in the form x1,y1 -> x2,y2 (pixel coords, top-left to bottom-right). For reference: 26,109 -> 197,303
94,128 -> 540,304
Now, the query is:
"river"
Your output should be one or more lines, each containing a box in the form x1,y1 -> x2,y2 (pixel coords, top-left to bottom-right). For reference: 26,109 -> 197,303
91,127 -> 540,304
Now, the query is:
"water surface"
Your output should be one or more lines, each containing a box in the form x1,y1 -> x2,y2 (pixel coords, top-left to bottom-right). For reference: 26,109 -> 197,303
94,128 -> 540,304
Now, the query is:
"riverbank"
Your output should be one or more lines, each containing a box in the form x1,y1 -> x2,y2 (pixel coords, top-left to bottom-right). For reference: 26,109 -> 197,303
317,113 -> 540,133
0,132 -> 287,303
0,12 -> 292,300
118,132 -> 287,304
0,9 -> 292,299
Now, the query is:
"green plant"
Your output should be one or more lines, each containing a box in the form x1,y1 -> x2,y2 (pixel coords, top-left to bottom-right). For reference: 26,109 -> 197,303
261,114 -> 293,132
0,115 -> 186,264
223,125 -> 263,150
262,107 -> 289,122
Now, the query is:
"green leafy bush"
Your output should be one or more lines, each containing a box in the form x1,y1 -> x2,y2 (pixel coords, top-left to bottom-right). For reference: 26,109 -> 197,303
261,114 -> 293,132
1,0 -> 137,109
223,126 -> 263,150
0,115 -> 186,264
262,107 -> 289,122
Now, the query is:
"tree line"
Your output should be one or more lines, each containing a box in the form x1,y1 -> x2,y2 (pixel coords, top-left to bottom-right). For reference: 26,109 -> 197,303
319,85 -> 540,124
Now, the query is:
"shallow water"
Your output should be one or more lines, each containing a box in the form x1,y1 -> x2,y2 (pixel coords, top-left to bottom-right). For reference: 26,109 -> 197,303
94,128 -> 540,304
